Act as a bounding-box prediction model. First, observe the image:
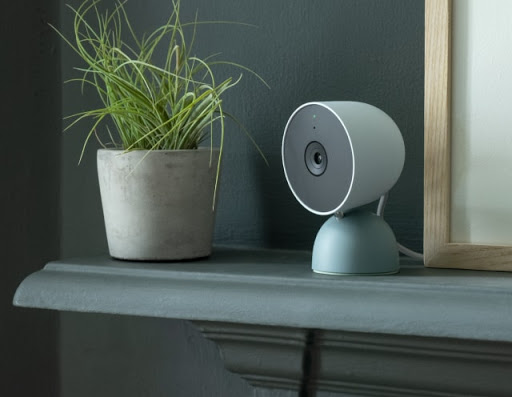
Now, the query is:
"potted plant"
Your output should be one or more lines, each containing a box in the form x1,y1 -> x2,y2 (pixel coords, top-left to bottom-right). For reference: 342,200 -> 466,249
53,0 -> 267,260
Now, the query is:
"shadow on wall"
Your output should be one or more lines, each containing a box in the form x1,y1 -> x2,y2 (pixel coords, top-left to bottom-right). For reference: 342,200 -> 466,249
2,2 -> 60,396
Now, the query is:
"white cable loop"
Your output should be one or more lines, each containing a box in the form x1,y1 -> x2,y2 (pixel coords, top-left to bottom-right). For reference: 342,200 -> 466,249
397,243 -> 424,261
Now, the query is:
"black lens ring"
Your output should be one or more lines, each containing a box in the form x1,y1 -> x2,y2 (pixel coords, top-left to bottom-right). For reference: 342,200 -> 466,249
305,141 -> 328,176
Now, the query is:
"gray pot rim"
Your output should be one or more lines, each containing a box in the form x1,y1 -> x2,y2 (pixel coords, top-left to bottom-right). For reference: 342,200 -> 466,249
97,147 -> 220,153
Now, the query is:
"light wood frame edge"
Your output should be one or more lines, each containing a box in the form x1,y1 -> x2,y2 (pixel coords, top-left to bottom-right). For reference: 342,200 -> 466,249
424,0 -> 512,271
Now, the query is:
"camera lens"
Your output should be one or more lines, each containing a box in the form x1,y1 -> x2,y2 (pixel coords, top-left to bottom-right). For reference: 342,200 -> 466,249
305,141 -> 327,176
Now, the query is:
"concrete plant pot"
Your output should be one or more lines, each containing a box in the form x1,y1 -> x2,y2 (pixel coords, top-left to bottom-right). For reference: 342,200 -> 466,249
97,148 -> 220,261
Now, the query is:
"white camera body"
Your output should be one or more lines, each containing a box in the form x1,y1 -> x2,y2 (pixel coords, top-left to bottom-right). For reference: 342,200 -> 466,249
282,101 -> 405,275
282,101 -> 405,216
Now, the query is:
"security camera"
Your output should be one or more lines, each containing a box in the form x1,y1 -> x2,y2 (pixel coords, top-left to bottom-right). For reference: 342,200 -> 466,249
282,101 -> 405,275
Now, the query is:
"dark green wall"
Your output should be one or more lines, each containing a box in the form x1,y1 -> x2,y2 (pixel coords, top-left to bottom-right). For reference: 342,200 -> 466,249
61,0 -> 424,257
2,2 -> 60,396
183,0 -> 425,252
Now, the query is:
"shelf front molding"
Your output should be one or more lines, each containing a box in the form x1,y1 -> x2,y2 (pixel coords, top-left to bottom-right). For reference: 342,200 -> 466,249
13,248 -> 512,343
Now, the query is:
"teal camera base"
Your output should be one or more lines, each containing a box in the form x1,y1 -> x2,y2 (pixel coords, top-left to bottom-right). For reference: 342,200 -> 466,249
312,211 -> 399,275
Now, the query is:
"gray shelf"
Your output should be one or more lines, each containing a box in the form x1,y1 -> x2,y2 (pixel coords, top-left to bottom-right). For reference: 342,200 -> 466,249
13,247 -> 512,395
13,246 -> 512,342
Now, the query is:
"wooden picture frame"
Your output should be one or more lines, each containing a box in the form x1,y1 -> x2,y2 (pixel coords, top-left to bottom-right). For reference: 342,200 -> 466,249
424,0 -> 512,271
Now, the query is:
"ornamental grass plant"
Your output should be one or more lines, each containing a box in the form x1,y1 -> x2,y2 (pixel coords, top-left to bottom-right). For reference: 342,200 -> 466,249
52,0 -> 267,177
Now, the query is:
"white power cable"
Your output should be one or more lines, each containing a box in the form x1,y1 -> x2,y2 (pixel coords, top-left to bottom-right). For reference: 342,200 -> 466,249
377,193 -> 424,261
397,243 -> 424,261
376,193 -> 388,217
